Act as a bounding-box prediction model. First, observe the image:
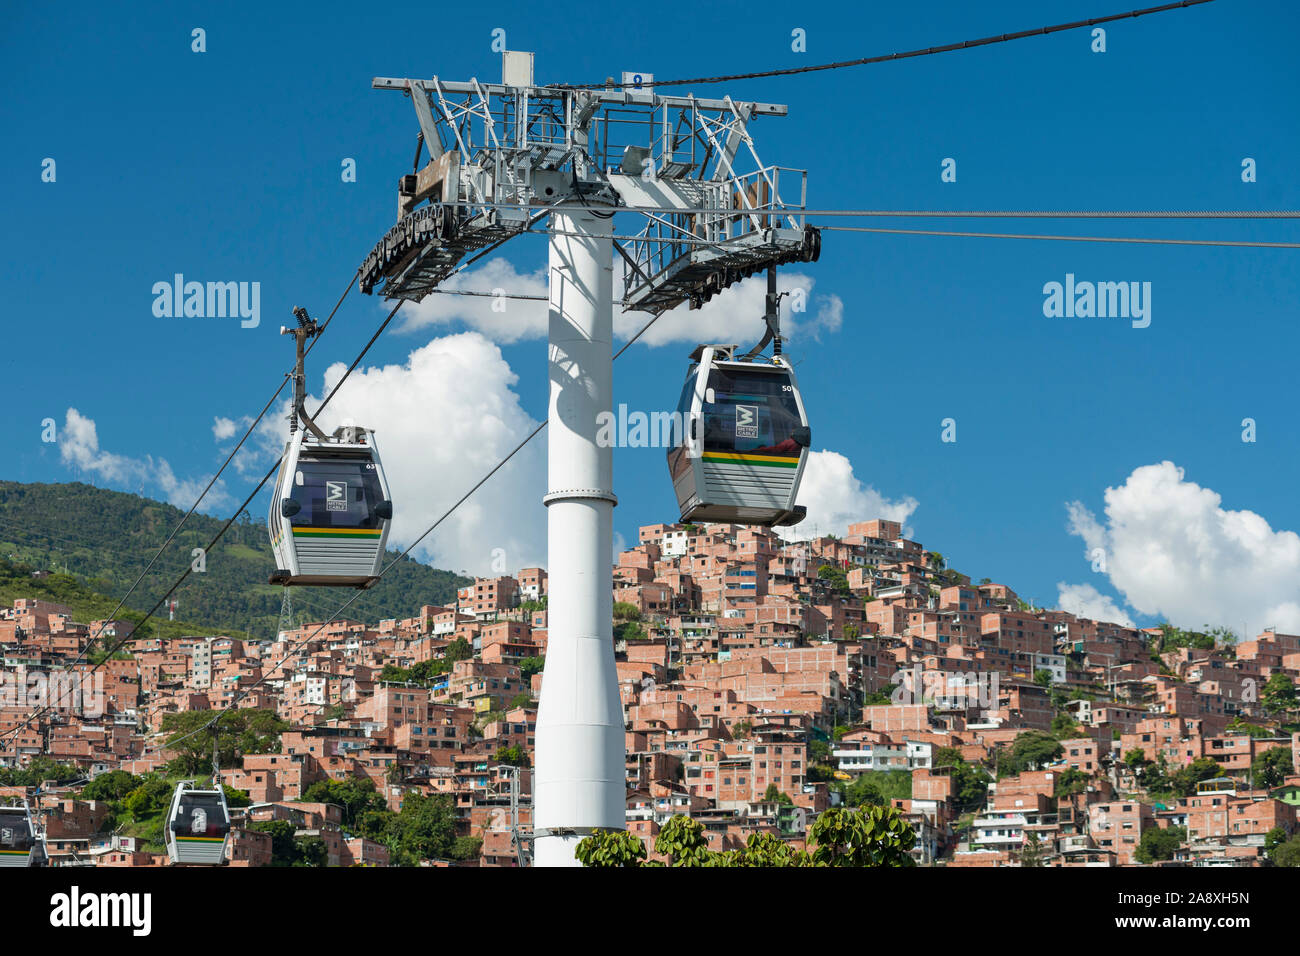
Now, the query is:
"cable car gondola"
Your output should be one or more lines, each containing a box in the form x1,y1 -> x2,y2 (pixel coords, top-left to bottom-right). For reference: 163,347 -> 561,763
0,801 -> 44,867
165,780 -> 231,865
269,424 -> 393,587
267,307 -> 393,588
666,343 -> 811,527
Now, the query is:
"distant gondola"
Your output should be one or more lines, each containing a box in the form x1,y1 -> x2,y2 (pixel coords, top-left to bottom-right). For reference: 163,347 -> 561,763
666,344 -> 810,527
0,801 -> 44,867
165,781 -> 230,865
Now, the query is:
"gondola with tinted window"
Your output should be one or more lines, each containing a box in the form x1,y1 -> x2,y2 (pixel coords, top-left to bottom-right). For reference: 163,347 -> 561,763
165,780 -> 231,865
666,343 -> 810,527
267,307 -> 393,588
0,801 -> 44,867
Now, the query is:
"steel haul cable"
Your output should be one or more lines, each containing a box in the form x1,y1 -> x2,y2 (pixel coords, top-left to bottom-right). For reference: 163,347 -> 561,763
553,0 -> 1216,89
0,290 -> 400,745
156,302 -> 676,757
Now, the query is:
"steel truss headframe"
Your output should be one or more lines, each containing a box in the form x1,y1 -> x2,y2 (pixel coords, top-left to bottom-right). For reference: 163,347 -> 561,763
361,51 -> 821,313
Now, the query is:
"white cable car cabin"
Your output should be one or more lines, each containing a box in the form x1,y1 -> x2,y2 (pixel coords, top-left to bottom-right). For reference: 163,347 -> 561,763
165,781 -> 231,865
0,802 -> 44,867
666,344 -> 810,527
268,425 -> 393,588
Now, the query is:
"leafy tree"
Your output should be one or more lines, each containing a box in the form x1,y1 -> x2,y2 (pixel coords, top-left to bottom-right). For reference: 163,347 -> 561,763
0,756 -> 83,788
1050,712 -> 1087,739
124,777 -> 173,822
518,656 -> 545,680
1167,758 -> 1224,797
300,776 -> 385,826
1226,718 -> 1272,738
1139,755 -> 1172,794
493,745 -> 529,768
932,747 -> 991,813
1262,673 -> 1296,714
809,740 -> 831,763
1124,749 -> 1150,769
80,770 -> 137,802
575,829 -> 647,867
379,664 -> 415,683
807,805 -> 916,867
1033,669 -> 1053,689
249,820 -> 326,867
999,731 -> 1063,777
816,564 -> 850,595
614,620 -> 647,642
728,831 -> 810,867
613,602 -> 642,622
450,836 -> 483,861
732,720 -> 753,740
161,708 -> 289,774
1264,826 -> 1288,860
1053,767 -> 1089,798
372,793 -> 459,864
443,637 -> 473,665
843,769 -> 912,807
655,814 -> 713,866
1270,835 -> 1300,867
1252,746 -> 1293,790
1134,825 -> 1185,864
508,692 -> 533,709
762,783 -> 793,805
1017,830 -> 1046,867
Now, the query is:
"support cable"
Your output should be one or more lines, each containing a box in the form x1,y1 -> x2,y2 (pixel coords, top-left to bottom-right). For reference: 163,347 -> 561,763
553,1 -> 1216,90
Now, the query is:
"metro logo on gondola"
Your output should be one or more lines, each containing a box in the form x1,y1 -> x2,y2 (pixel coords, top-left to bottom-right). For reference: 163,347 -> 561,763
735,404 -> 759,438
325,481 -> 348,512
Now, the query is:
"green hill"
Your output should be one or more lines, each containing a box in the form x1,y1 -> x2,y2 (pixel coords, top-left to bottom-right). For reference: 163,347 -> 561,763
0,481 -> 470,641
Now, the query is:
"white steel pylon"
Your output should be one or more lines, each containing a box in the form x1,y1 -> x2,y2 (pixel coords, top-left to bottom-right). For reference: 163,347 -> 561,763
533,208 -> 624,865
363,51 -> 819,866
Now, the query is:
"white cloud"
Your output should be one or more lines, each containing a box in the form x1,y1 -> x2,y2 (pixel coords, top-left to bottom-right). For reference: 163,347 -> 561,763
278,332 -> 547,577
1065,461 -> 1300,633
397,258 -> 550,343
612,271 -> 843,349
59,408 -> 223,508
394,256 -> 843,350
1056,582 -> 1134,627
779,449 -> 918,542
212,416 -> 239,441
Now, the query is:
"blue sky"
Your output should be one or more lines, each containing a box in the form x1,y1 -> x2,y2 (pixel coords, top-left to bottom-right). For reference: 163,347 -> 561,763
3,0 -> 1298,634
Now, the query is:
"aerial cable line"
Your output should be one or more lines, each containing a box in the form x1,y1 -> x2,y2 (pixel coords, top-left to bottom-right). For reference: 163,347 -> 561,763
426,201 -> 1300,220
18,269 -> 362,687
157,302 -> 678,755
1,292 -> 401,745
820,225 -> 1300,250
552,0 -> 1215,90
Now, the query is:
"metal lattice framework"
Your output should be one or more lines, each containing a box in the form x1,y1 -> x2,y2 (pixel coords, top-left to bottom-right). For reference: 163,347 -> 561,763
360,58 -> 820,312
